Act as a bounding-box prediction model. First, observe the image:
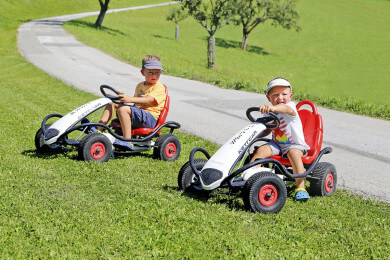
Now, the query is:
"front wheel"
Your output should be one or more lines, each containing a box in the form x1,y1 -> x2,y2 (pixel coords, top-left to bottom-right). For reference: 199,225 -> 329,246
309,162 -> 337,196
78,133 -> 112,162
153,133 -> 181,161
178,158 -> 209,194
243,172 -> 287,213
35,124 -> 62,153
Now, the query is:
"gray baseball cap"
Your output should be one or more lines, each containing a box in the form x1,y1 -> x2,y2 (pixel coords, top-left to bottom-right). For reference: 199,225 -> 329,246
142,60 -> 164,71
266,77 -> 292,94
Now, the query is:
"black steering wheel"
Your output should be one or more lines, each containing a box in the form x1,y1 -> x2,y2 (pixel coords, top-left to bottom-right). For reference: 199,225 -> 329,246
246,107 -> 280,129
100,85 -> 122,104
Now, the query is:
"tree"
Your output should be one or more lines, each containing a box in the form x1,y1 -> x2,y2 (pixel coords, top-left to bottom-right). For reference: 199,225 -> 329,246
94,0 -> 110,28
166,7 -> 188,40
180,0 -> 235,70
233,0 -> 300,50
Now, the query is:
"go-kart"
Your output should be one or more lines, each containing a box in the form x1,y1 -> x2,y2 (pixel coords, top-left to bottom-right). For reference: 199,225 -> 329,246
178,100 -> 336,213
35,85 -> 181,162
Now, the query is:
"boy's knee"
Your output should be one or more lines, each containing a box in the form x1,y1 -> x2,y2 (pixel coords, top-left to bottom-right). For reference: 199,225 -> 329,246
287,148 -> 303,157
117,105 -> 131,116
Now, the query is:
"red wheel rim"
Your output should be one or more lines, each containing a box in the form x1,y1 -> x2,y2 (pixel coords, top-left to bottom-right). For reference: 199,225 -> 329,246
325,173 -> 334,192
90,142 -> 106,160
258,184 -> 278,206
164,143 -> 176,158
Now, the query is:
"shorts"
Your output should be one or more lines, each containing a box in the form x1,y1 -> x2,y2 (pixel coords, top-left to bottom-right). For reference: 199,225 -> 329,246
130,106 -> 157,129
265,140 -> 308,158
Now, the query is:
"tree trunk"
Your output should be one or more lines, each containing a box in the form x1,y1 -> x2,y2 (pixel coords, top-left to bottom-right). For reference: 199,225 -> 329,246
94,0 -> 110,28
207,34 -> 216,70
241,32 -> 249,50
175,23 -> 179,40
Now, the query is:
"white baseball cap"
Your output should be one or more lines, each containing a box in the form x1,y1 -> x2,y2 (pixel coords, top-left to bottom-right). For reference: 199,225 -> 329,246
266,77 -> 292,94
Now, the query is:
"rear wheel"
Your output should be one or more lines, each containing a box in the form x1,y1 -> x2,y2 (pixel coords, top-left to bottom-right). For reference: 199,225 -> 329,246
243,172 -> 287,213
35,124 -> 62,153
309,162 -> 337,196
178,158 -> 209,194
154,133 -> 181,161
78,133 -> 112,162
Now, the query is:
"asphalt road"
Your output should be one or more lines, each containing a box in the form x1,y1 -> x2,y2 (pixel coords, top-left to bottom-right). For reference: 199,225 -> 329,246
17,3 -> 390,203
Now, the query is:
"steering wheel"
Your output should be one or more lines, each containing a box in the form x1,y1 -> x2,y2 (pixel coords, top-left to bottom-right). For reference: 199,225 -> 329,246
100,85 -> 122,104
246,107 -> 280,129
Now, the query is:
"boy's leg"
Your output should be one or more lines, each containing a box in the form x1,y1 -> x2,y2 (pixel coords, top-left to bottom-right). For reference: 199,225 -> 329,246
98,103 -> 117,130
286,148 -> 305,189
117,105 -> 132,139
250,145 -> 273,163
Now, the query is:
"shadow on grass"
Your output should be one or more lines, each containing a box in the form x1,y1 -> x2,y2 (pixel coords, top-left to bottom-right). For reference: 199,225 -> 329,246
22,149 -> 75,160
152,34 -> 172,40
163,184 -> 246,211
66,20 -> 126,36
22,149 -> 154,161
198,37 -> 270,56
164,183 -> 297,212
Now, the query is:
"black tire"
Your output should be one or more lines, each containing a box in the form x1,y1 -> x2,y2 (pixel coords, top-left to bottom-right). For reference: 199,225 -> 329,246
309,162 -> 337,196
34,124 -> 62,153
78,133 -> 112,162
243,172 -> 287,213
153,133 -> 181,161
178,158 -> 209,193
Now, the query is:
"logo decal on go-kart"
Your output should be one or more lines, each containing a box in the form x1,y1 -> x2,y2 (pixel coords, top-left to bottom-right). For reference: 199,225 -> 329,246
230,125 -> 255,145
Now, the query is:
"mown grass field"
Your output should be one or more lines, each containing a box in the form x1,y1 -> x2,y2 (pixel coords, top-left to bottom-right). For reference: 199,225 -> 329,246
0,0 -> 389,258
64,0 -> 390,120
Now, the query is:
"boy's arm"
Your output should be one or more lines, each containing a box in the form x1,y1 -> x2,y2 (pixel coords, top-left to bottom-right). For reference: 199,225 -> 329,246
260,104 -> 296,116
118,93 -> 155,105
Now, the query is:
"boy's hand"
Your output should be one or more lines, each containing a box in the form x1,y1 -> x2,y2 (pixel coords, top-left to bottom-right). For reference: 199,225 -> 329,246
260,104 -> 274,114
118,93 -> 131,103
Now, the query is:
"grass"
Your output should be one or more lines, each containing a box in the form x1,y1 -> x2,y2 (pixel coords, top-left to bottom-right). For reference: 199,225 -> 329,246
0,0 -> 389,258
64,0 -> 390,120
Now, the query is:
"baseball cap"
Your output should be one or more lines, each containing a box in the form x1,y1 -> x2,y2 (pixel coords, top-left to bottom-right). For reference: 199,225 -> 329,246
266,77 -> 292,94
142,60 -> 164,72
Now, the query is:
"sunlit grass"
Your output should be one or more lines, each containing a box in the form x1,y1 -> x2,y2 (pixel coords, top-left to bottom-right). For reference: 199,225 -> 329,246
0,0 -> 389,258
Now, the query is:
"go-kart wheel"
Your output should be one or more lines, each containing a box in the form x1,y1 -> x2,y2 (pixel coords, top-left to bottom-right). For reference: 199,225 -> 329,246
243,172 -> 287,213
153,133 -> 181,161
78,133 -> 112,162
178,158 -> 210,194
309,162 -> 337,196
35,124 -> 62,153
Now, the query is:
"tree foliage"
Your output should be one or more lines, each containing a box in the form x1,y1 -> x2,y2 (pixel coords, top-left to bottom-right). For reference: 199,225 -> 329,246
180,0 -> 236,70
232,0 -> 300,50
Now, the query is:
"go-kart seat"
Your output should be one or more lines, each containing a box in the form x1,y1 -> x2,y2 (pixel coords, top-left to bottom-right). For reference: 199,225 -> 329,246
270,100 -> 323,166
111,84 -> 170,137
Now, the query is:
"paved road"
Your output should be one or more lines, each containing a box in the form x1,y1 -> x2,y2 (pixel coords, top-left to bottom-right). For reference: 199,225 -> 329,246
17,4 -> 390,203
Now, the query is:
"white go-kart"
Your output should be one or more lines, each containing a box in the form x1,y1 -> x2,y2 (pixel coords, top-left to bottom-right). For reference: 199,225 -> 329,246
178,100 -> 336,213
35,85 -> 181,162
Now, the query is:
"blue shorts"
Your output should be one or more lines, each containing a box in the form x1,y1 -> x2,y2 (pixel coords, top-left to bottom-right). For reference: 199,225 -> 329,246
265,140 -> 308,158
130,106 -> 157,129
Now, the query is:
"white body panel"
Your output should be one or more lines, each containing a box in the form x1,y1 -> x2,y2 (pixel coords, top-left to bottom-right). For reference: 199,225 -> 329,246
241,167 -> 274,181
200,123 -> 267,190
44,97 -> 112,144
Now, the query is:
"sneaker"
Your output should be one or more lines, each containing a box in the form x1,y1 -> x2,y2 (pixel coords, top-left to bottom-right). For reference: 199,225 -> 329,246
294,188 -> 310,201
113,140 -> 134,151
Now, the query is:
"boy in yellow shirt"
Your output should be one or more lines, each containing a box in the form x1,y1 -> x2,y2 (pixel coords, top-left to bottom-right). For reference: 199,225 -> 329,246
98,55 -> 166,151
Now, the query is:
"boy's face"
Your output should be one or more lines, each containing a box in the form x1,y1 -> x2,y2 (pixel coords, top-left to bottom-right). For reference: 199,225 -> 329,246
266,86 -> 292,106
141,68 -> 161,85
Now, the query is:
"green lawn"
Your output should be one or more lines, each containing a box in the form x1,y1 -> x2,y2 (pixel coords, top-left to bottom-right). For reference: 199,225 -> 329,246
0,0 -> 389,258
64,0 -> 390,119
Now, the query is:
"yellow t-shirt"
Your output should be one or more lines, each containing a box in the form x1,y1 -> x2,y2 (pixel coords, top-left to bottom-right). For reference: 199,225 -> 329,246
134,81 -> 166,120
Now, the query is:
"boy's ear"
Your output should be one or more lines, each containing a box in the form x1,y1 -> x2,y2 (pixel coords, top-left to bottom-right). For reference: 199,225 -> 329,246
266,95 -> 271,102
141,69 -> 145,76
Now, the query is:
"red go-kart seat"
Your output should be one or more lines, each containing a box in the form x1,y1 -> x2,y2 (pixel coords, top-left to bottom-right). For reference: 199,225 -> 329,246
130,84 -> 169,136
270,100 -> 323,166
